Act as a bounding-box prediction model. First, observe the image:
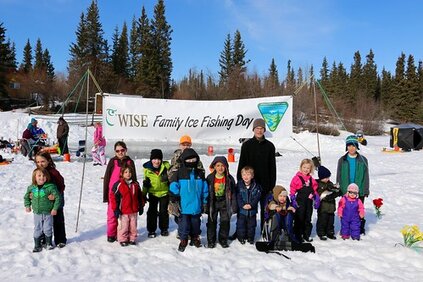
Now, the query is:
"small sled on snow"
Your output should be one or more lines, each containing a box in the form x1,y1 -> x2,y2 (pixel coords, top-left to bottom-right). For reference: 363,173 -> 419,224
255,240 -> 315,254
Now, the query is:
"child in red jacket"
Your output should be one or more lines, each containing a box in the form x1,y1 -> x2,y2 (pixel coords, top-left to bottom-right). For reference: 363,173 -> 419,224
112,165 -> 144,246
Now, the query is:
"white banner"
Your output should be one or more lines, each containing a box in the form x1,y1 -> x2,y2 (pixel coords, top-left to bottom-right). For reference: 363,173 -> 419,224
103,94 -> 292,145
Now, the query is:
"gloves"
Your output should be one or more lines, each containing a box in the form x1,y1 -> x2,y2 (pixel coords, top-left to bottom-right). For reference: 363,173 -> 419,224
143,178 -> 151,188
139,206 -> 144,216
290,195 -> 299,209
114,209 -> 121,218
314,193 -> 321,210
202,203 -> 209,214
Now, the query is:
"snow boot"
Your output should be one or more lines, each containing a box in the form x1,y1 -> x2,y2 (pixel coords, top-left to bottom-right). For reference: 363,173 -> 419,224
191,237 -> 202,248
360,218 -> 366,235
33,237 -> 42,253
46,236 -> 55,250
178,239 -> 188,252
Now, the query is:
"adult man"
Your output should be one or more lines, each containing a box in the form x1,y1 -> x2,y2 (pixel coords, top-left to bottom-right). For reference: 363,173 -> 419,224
237,118 -> 276,230
336,135 -> 369,235
56,117 -> 69,155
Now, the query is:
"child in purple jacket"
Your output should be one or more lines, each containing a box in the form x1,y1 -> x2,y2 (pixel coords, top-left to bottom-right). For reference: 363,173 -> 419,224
338,183 -> 365,240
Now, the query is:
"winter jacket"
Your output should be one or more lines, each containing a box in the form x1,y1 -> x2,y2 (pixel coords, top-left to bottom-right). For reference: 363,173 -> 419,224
236,179 -> 261,217
112,179 -> 143,215
267,186 -> 293,217
47,166 -> 65,193
316,180 -> 340,214
143,160 -> 170,198
169,149 -> 208,215
24,183 -> 60,214
103,156 -> 137,203
56,120 -> 69,139
206,156 -> 237,218
94,125 -> 106,147
28,124 -> 45,140
290,172 -> 318,196
22,128 -> 33,139
336,153 -> 369,197
338,195 -> 365,219
236,136 -> 276,195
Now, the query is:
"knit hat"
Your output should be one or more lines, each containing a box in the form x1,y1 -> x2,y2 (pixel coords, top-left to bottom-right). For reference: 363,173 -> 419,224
347,183 -> 359,193
179,135 -> 192,145
252,118 -> 266,132
150,149 -> 163,160
31,118 -> 37,123
345,135 -> 359,150
318,166 -> 331,180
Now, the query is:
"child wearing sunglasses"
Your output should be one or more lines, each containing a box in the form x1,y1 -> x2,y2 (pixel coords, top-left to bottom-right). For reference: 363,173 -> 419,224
337,183 -> 365,240
103,141 -> 137,243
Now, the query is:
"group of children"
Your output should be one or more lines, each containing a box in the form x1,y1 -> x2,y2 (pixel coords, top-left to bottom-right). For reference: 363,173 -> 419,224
24,134 -> 368,252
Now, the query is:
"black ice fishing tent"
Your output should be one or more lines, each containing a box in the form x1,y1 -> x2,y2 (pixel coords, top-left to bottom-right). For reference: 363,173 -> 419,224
390,123 -> 423,151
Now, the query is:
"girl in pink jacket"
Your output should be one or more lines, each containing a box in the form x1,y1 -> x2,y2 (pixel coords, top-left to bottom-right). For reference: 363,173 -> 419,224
92,122 -> 106,166
289,158 -> 319,242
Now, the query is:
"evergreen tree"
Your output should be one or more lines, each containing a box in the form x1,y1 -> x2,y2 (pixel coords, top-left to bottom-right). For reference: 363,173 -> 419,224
268,58 -> 279,89
348,50 -> 362,103
111,24 -> 129,77
319,57 -> 329,90
34,38 -> 44,72
403,55 -> 420,121
129,16 -> 140,80
150,0 -> 173,98
362,49 -> 378,100
43,49 -> 55,80
380,67 -> 393,108
390,53 -> 407,122
285,60 -> 295,93
21,39 -> 33,73
218,33 -> 233,84
232,30 -> 248,73
136,6 -> 154,95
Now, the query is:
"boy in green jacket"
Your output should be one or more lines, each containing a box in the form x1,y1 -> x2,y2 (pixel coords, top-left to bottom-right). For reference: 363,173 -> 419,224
24,168 -> 61,252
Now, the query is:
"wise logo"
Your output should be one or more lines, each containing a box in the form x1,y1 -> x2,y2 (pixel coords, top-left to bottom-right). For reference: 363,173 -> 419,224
106,108 -> 117,126
257,102 -> 288,132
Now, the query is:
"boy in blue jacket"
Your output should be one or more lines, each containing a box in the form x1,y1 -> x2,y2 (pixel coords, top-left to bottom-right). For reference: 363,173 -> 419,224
169,148 -> 208,252
236,166 -> 261,244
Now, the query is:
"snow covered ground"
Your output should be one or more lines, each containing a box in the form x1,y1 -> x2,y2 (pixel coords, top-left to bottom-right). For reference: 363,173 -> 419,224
0,111 -> 422,281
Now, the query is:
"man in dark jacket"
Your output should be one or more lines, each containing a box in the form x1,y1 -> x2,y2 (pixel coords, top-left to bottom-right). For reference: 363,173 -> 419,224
236,118 -> 276,230
56,117 -> 69,155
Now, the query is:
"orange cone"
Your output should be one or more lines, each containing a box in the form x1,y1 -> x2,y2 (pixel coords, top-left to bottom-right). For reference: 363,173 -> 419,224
228,148 -> 235,162
63,153 -> 71,162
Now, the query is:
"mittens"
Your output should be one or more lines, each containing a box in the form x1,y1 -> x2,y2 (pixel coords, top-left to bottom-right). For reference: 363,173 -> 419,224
114,209 -> 121,218
139,206 -> 144,216
202,203 -> 209,214
290,195 -> 299,209
314,193 -> 321,210
143,178 -> 151,188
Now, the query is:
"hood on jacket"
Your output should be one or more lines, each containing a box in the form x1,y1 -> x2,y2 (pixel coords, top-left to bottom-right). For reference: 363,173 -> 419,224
179,148 -> 199,165
209,156 -> 229,171
272,185 -> 288,200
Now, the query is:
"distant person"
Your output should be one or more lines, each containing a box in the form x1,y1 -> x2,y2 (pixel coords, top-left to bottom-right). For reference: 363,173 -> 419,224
112,165 -> 144,246
24,168 -> 60,252
56,117 -> 69,155
235,118 -> 276,236
336,135 -> 369,235
103,141 -> 137,243
169,148 -> 208,252
142,149 -> 170,238
315,166 -> 340,241
356,130 -> 367,146
290,158 -> 319,243
205,156 -> 237,249
338,183 -> 365,240
35,151 -> 67,248
92,122 -> 107,166
22,118 -> 45,160
236,166 -> 261,245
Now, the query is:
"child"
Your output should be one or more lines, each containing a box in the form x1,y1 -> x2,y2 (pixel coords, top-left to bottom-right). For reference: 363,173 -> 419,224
316,166 -> 341,240
169,148 -> 208,252
236,166 -> 261,245
290,158 -> 319,243
205,156 -> 237,248
103,141 -> 137,243
35,151 -> 67,248
338,183 -> 365,240
24,168 -> 61,252
112,165 -> 144,246
336,135 -> 369,235
267,185 -> 297,243
142,149 -> 170,238
92,122 -> 106,166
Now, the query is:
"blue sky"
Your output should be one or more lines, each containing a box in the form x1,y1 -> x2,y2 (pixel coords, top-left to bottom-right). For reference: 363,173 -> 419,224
1,0 -> 422,81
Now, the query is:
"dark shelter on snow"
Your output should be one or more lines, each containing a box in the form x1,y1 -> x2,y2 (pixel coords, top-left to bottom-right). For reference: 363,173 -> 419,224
390,123 -> 423,151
